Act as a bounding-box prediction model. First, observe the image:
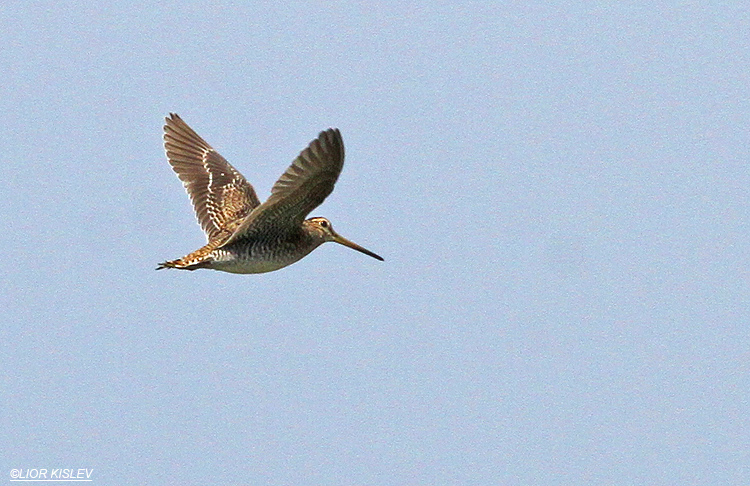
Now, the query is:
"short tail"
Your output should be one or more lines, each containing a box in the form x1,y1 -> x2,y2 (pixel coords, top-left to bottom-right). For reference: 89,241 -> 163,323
156,260 -> 178,270
155,258 -> 211,271
157,244 -> 217,271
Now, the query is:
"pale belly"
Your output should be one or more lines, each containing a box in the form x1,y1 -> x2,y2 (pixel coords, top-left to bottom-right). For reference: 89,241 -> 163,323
209,257 -> 301,274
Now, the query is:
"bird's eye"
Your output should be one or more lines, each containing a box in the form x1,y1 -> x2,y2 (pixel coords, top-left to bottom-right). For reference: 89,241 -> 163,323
320,220 -> 328,228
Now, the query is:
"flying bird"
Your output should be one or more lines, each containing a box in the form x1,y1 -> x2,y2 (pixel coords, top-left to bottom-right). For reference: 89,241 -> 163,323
157,114 -> 383,273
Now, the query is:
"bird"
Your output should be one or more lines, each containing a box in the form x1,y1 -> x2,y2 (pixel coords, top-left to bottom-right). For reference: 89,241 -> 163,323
157,113 -> 383,274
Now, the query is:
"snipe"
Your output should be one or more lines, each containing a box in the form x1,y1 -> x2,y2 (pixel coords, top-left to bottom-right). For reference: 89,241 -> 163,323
157,114 -> 383,274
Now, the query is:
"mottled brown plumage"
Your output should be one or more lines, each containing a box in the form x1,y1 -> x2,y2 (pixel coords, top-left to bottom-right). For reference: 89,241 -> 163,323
157,114 -> 382,273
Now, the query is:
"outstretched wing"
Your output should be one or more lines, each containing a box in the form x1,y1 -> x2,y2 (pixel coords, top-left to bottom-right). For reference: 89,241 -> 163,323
163,113 -> 261,242
223,128 -> 344,244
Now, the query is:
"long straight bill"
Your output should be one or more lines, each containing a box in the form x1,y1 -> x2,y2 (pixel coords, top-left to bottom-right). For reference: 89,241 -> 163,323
332,235 -> 384,261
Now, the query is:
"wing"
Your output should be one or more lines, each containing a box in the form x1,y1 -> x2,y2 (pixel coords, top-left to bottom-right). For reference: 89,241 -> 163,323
222,128 -> 344,245
163,113 -> 261,242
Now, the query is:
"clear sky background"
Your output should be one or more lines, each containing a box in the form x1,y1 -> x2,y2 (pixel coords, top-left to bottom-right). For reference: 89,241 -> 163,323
1,2 -> 748,485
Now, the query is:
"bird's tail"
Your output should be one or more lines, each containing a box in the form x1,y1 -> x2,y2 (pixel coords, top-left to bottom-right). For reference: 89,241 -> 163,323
156,244 -> 216,271
156,259 -> 181,270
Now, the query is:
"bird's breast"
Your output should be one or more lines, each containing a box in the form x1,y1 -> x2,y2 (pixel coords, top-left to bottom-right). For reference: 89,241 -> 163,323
209,234 -> 322,274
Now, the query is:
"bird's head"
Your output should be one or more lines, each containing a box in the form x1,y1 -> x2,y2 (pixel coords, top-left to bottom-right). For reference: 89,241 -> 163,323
305,217 -> 384,261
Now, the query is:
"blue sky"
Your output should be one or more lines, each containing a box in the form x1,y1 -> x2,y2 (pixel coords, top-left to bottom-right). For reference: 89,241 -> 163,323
1,2 -> 749,485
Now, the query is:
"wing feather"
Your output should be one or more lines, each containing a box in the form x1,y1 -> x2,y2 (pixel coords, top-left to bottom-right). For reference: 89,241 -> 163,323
163,113 -> 261,242
222,128 -> 344,245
